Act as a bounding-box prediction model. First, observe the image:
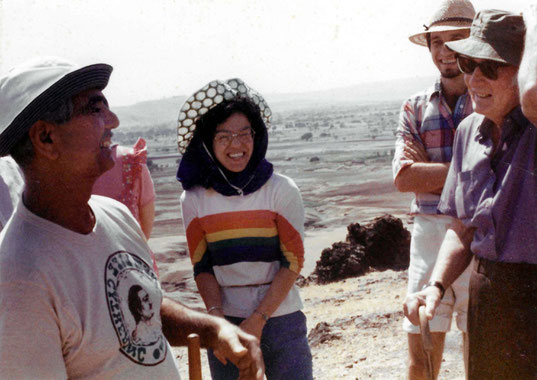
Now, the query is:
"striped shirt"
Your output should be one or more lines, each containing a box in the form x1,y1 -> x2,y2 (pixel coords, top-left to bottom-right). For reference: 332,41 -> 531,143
180,173 -> 304,318
392,79 -> 473,214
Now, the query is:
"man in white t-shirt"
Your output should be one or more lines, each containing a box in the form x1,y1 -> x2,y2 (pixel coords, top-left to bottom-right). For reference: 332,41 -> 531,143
0,57 -> 264,379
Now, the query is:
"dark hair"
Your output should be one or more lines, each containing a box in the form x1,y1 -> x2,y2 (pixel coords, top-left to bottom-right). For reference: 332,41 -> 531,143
10,97 -> 74,168
194,96 -> 266,153
426,33 -> 432,50
128,284 -> 144,324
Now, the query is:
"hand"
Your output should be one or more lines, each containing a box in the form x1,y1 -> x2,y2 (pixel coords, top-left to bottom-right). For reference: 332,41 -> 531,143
239,313 -> 266,340
211,320 -> 265,380
402,139 -> 430,163
403,285 -> 443,326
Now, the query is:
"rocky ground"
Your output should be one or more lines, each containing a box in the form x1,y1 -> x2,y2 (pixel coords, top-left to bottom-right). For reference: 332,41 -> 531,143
171,268 -> 466,380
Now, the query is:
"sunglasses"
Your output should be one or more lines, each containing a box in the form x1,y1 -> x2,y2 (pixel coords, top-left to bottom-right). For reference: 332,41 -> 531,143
456,55 -> 510,80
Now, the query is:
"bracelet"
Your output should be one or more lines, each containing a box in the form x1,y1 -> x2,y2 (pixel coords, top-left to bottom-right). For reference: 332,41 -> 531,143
254,310 -> 270,321
207,306 -> 222,313
422,281 -> 446,299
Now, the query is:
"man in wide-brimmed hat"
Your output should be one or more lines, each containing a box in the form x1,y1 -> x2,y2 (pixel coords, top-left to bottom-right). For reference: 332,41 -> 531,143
0,57 -> 264,379
404,9 -> 537,379
393,0 -> 475,378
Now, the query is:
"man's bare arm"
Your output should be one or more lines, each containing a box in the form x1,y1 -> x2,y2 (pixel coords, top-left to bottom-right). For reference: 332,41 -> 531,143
404,218 -> 474,325
395,162 -> 450,194
394,139 -> 450,194
429,219 -> 475,292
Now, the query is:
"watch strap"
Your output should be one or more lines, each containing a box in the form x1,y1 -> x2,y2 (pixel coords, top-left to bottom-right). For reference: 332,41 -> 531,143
423,281 -> 446,299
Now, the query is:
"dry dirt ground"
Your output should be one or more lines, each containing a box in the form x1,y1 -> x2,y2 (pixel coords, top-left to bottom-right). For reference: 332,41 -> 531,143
169,269 -> 466,380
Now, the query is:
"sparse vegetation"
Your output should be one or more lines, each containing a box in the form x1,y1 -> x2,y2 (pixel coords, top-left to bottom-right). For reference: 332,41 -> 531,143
301,132 -> 313,141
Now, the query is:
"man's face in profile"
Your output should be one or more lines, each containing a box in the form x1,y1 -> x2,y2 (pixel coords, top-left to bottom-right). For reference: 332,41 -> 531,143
53,89 -> 119,179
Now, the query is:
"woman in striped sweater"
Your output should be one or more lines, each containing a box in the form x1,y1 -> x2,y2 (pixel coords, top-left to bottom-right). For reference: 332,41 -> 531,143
176,79 -> 312,380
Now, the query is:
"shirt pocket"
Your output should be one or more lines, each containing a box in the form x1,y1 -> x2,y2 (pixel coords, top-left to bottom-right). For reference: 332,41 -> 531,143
455,170 -> 476,220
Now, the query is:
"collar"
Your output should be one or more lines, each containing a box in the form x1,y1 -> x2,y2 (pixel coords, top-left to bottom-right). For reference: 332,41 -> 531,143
477,106 -> 528,142
425,79 -> 442,102
427,78 -> 468,103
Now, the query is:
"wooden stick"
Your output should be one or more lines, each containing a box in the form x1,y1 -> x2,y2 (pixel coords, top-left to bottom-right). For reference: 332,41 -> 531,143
419,305 -> 435,380
187,333 -> 202,380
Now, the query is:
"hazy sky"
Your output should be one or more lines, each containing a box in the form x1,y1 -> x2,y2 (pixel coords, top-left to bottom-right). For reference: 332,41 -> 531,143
0,0 -> 529,106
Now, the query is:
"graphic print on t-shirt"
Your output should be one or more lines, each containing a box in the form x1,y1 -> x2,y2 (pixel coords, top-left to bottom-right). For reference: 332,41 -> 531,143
105,251 -> 167,366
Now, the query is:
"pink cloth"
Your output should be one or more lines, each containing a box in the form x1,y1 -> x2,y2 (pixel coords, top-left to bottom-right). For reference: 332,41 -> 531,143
93,138 -> 155,223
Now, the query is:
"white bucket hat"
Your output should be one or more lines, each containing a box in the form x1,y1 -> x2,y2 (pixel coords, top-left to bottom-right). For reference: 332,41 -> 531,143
409,0 -> 476,46
0,57 -> 112,156
176,78 -> 272,154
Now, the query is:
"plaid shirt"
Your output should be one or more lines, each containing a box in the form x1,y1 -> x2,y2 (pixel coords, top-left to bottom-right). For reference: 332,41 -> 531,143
392,79 -> 473,214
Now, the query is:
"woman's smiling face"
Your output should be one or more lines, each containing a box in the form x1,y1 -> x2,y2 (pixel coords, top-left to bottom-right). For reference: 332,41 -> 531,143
212,112 -> 254,172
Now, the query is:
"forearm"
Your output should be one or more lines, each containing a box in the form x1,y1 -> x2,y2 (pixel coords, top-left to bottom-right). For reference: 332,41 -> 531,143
239,267 -> 299,339
394,162 -> 450,193
255,267 -> 298,317
139,201 -> 155,239
430,218 -> 475,288
403,218 -> 474,324
519,4 -> 537,126
161,297 -> 222,347
195,272 -> 224,317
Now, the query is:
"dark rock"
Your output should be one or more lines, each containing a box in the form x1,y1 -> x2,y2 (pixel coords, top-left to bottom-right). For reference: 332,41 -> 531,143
313,242 -> 369,284
308,322 -> 341,347
346,214 -> 410,270
310,214 -> 410,284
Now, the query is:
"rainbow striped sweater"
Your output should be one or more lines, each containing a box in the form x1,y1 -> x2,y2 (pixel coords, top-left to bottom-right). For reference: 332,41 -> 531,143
180,173 -> 305,318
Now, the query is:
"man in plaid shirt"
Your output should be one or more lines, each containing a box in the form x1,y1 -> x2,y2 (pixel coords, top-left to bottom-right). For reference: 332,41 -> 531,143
393,1 -> 475,378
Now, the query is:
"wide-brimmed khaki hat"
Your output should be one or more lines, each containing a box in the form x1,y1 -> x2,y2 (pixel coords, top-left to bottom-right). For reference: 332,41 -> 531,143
0,57 -> 112,156
409,0 -> 476,46
176,78 -> 271,154
445,9 -> 525,66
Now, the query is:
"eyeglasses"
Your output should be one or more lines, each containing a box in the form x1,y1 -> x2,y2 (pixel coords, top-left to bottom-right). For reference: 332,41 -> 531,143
456,55 -> 510,80
213,128 -> 255,146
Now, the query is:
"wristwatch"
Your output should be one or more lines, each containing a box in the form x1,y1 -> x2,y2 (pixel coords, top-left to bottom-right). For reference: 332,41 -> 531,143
422,281 -> 446,299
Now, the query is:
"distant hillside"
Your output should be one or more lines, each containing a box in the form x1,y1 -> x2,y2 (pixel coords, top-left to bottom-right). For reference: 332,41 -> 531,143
114,96 -> 186,131
265,76 -> 435,111
113,76 -> 435,130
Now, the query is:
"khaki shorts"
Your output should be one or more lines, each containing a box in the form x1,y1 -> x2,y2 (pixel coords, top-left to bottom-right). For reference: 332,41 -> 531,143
403,214 -> 471,334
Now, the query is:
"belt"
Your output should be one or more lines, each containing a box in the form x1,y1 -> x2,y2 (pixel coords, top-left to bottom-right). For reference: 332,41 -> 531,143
221,282 -> 272,289
474,256 -> 537,278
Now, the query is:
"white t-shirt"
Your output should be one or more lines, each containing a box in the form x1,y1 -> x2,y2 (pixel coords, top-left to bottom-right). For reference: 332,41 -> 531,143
0,195 -> 180,379
0,156 -> 23,231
